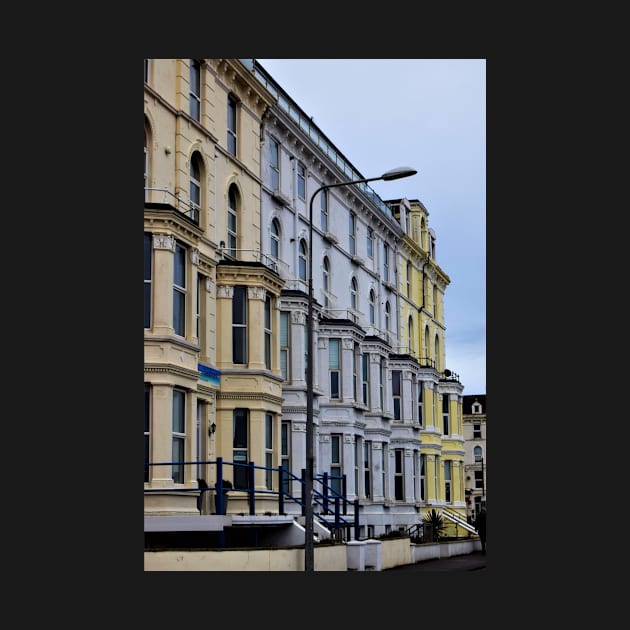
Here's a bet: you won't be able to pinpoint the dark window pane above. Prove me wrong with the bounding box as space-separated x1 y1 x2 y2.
172 438 184 483
330 372 339 398
233 328 246 364
233 409 248 448
144 435 150 482
173 291 185 336
144 233 152 280
392 371 401 395
233 287 246 324
174 245 186 287
172 390 185 433
144 283 151 329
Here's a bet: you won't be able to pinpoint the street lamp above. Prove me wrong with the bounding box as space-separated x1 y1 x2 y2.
304 166 417 571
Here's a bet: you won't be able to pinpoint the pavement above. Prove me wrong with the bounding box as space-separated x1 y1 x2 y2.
383 550 487 572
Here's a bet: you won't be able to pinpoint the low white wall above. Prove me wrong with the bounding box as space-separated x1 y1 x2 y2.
144 538 480 571
380 538 412 570
440 540 476 558
144 543 347 571
411 539 477 563
412 542 441 563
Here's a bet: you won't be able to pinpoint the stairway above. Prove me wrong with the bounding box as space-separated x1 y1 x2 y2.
441 507 477 534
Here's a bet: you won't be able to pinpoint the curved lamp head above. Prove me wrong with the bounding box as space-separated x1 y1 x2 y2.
380 166 417 181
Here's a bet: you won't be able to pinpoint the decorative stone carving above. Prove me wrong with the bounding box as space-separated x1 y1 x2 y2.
291 311 305 324
153 234 175 251
248 286 265 300
217 285 234 298
318 338 328 349
342 339 354 350
190 248 199 264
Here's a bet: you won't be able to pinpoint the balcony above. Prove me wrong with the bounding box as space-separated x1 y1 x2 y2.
144 187 199 224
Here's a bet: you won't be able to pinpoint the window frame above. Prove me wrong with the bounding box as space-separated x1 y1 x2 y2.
331 434 342 494
349 212 356 255
227 185 238 257
320 190 328 231
233 408 249 489
189 59 201 122
227 94 238 156
297 161 306 200
270 137 280 190
144 232 152 329
232 285 248 364
329 338 341 400
265 413 273 490
172 388 186 484
144 383 151 483
264 293 272 370
299 239 307 282
270 218 280 260
367 227 374 259
442 393 450 435
392 370 402 420
394 448 404 500
280 311 290 382
173 241 187 337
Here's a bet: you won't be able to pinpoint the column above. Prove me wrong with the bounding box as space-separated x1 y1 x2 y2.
150 384 174 487
247 286 266 369
151 234 175 336
215 285 233 369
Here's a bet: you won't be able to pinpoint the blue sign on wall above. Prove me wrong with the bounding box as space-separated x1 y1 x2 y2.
198 363 220 387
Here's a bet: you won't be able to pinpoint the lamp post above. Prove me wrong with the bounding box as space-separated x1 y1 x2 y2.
304 166 417 571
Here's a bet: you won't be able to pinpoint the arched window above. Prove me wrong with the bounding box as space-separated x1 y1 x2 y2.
369 289 376 325
434 334 440 372
299 239 307 282
270 218 280 260
190 152 202 223
406 261 412 297
433 285 438 318
385 301 391 331
227 185 239 257
144 117 151 200
424 326 430 365
351 277 358 311
320 190 328 231
408 315 414 353
323 256 330 309
190 59 201 121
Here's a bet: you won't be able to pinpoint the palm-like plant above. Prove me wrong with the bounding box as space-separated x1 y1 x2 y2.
422 508 446 541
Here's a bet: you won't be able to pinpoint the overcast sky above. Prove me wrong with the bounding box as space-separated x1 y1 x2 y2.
257 58 486 395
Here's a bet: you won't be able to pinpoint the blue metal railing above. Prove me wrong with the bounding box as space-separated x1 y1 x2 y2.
144 457 360 539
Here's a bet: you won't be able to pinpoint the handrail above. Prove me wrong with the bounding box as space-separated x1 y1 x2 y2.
145 457 359 539
242 59 396 222
144 187 199 223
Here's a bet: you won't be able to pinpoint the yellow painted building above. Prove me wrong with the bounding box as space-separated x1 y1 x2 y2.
390 197 466 530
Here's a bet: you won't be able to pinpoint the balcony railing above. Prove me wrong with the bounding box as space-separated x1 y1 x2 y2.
144 187 199 224
242 59 396 222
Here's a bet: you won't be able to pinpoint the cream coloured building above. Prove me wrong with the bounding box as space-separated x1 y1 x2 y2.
144 59 278 515
463 394 487 522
